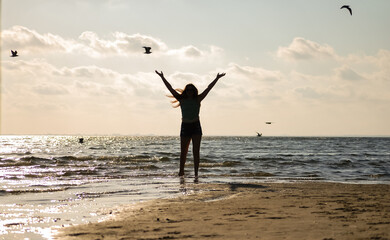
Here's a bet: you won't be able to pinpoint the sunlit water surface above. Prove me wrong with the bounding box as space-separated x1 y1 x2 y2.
1 136 389 239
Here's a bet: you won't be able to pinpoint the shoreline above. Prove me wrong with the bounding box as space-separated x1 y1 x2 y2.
56 182 390 240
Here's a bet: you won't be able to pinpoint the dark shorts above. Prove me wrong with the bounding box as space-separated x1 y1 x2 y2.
180 121 203 137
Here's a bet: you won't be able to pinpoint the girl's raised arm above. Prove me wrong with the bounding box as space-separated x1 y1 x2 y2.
155 70 181 100
198 72 226 102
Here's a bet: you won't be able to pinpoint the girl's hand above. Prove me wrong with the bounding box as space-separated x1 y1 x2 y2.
216 72 226 80
155 70 164 78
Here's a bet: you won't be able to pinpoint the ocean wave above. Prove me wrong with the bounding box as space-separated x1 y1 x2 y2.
56 155 171 163
241 172 274 177
0 186 70 196
200 161 240 168
125 165 160 170
0 156 50 167
335 159 354 166
75 189 140 200
1 136 389 196
245 157 286 162
1 155 174 169
368 174 386 179
216 171 274 178
61 169 99 176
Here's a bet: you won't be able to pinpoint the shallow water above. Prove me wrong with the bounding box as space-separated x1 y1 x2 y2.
1 136 389 239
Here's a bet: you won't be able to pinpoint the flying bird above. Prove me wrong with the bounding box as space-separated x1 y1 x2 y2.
265 122 274 125
10 50 18 57
341 5 352 15
256 132 262 137
143 46 152 54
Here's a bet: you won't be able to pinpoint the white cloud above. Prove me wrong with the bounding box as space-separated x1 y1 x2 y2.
273 38 390 105
2 58 164 104
277 37 336 60
227 63 283 82
171 72 202 84
2 30 390 135
2 25 80 53
294 87 323 99
166 45 224 60
2 59 58 81
344 49 390 70
335 66 365 81
78 31 168 57
33 84 70 95
53 65 120 81
1 25 222 59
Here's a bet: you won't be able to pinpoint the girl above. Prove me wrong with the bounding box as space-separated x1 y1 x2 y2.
155 70 226 177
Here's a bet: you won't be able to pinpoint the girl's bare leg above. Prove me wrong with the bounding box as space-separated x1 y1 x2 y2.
191 135 202 177
180 136 191 176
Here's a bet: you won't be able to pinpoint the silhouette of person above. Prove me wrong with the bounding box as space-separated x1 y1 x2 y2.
155 70 226 178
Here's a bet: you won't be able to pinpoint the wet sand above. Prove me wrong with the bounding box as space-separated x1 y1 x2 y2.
57 182 390 240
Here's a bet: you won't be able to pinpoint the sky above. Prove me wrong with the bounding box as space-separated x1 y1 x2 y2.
1 0 390 136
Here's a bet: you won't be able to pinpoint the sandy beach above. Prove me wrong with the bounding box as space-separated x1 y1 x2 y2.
57 182 390 240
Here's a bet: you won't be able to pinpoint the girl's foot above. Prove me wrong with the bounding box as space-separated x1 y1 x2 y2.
194 176 199 183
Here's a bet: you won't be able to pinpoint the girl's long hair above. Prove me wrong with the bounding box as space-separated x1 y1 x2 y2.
168 84 199 108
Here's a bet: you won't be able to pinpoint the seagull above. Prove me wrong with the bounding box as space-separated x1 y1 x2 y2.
11 50 18 57
256 132 262 137
341 5 352 15
143 46 152 54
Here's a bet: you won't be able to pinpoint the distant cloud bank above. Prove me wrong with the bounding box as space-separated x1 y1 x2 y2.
2 25 221 59
2 26 390 135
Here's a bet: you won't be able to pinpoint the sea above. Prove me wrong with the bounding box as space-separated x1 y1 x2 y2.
1 135 389 239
